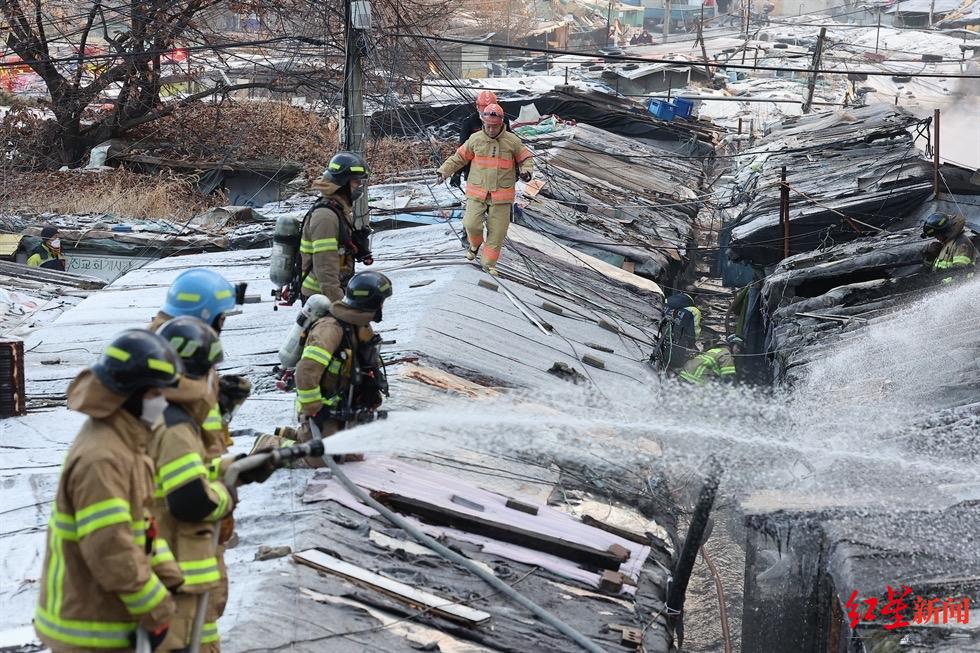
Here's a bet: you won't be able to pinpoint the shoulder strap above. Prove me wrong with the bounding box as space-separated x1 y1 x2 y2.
162 404 195 428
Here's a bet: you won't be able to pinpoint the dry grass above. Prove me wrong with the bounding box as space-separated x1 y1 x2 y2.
0 169 223 220
124 101 456 181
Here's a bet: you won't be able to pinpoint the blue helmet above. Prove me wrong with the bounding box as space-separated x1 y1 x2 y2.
162 268 236 327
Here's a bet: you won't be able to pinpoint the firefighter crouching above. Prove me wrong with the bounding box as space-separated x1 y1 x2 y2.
35 330 183 652
263 271 391 462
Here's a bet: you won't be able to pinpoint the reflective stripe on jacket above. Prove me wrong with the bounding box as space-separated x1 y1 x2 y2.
36 406 175 651
679 347 736 385
438 129 533 206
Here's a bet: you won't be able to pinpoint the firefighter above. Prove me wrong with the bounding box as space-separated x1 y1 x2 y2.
436 104 533 276
35 330 183 653
149 317 271 652
289 271 391 459
921 212 976 283
27 224 67 271
149 268 249 448
149 268 238 334
300 152 372 304
450 90 512 190
679 335 742 385
149 270 250 650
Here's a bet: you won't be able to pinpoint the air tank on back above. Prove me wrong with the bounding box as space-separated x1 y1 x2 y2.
278 294 332 369
270 214 301 288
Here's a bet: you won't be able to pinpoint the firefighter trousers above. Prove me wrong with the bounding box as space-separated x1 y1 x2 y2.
463 198 512 267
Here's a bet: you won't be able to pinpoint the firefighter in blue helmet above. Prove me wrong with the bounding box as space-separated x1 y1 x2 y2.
149 269 238 334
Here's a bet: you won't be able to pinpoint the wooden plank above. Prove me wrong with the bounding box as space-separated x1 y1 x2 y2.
293 549 492 626
581 515 651 546
371 492 627 571
0 261 106 290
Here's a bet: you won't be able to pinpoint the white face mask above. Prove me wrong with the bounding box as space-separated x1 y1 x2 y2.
141 394 169 426
48 238 61 250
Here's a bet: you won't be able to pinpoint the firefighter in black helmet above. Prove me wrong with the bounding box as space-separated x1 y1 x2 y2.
300 152 374 305
273 271 393 463
921 212 976 283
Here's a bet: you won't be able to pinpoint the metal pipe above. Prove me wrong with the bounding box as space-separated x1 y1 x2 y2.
316 425 608 653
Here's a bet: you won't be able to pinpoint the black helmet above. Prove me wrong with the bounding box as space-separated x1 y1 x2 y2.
325 152 370 187
921 212 951 239
666 292 695 310
92 330 183 395
157 316 224 379
341 271 392 311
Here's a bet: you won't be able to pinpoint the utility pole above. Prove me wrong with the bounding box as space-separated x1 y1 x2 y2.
342 0 371 227
606 0 613 47
780 167 790 260
663 0 671 41
697 5 711 79
802 27 826 114
933 108 941 197
929 0 935 26
875 12 881 53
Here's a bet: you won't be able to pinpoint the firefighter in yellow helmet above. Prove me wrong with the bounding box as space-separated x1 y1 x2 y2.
436 103 533 276
35 330 183 652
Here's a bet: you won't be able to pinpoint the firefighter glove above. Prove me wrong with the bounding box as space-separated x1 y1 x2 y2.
450 173 462 188
238 447 278 485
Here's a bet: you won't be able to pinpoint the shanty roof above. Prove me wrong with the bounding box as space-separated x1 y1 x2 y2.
371 87 721 150
727 105 933 266
1 224 677 652
515 122 703 282
886 0 962 13
939 0 980 25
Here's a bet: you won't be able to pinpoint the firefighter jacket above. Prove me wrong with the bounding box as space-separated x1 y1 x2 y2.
456 113 511 181
300 181 355 302
438 129 533 205
149 377 232 592
295 302 379 417
924 214 976 279
36 370 177 652
27 242 67 271
679 347 737 385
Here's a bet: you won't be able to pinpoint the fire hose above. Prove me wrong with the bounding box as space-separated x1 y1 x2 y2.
310 422 608 653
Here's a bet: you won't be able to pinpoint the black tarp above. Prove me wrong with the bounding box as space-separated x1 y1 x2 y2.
370 88 717 157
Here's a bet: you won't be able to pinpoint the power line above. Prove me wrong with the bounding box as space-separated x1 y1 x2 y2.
401 33 980 79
